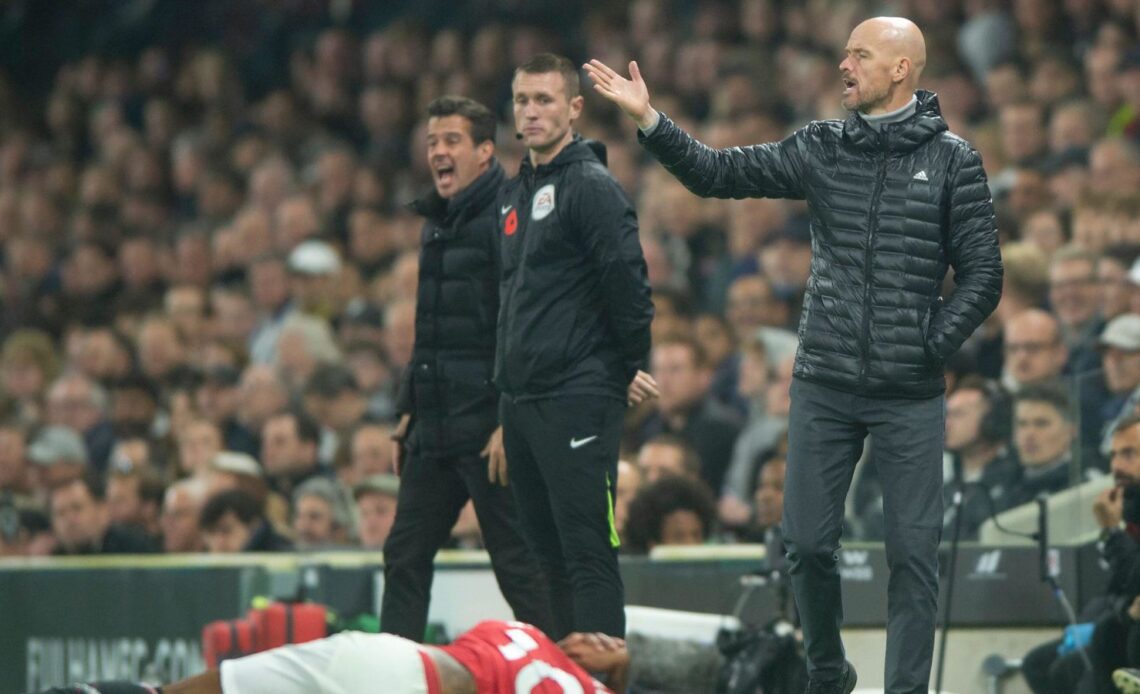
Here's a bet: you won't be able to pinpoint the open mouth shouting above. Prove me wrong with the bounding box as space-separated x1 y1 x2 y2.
842 75 858 96
433 160 457 190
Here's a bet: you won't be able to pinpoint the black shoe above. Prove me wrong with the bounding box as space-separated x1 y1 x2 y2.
806 661 857 694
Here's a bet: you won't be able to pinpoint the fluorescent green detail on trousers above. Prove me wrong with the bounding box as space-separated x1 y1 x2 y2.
606 471 620 549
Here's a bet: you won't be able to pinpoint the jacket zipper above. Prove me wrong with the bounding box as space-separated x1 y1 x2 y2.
501 168 534 394
430 220 446 452
859 155 889 386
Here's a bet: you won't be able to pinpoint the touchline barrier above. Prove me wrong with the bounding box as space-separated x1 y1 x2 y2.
1 544 1108 693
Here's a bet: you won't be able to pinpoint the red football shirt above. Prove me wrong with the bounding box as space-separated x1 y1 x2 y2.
438 621 615 694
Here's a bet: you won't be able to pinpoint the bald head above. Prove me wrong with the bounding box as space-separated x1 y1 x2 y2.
841 17 927 114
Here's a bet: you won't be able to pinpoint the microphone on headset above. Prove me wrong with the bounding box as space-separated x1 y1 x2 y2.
516 132 524 140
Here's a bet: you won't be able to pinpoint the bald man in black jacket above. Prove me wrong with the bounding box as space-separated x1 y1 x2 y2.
588 16 1002 694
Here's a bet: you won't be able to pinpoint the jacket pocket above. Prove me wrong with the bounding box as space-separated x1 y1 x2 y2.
920 297 944 366
445 361 497 418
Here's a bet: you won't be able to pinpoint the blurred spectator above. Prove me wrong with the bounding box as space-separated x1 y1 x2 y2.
998 384 1093 511
260 408 329 498
1087 137 1140 197
1098 314 1140 455
136 316 190 389
0 421 31 499
339 298 385 351
614 459 643 545
1019 210 1068 261
159 476 209 553
740 452 786 546
999 100 1048 168
624 476 718 555
275 313 341 392
724 274 797 360
0 329 59 423
236 364 289 439
45 371 115 472
632 335 741 492
107 374 162 441
943 377 1019 539
344 420 394 486
205 451 290 536
303 363 367 466
105 461 165 543
175 417 223 477
723 276 768 337
291 476 353 549
757 221 812 322
50 473 157 554
287 239 343 320
26 425 88 501
248 253 294 365
344 340 396 420
353 474 399 550
1002 309 1069 391
199 488 292 553
1049 246 1106 375
694 313 742 413
164 284 208 345
636 434 703 485
0 505 54 557
195 365 258 457
721 336 790 527
1100 249 1139 321
1048 100 1101 155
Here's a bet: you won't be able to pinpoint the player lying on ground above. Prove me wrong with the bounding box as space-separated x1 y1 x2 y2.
41 620 630 694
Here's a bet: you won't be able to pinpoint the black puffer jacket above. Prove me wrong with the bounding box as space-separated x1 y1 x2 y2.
640 91 1002 398
401 161 504 458
495 137 653 401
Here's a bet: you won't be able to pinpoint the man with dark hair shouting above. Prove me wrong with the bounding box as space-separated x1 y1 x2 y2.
497 53 656 639
587 16 1003 694
385 95 552 640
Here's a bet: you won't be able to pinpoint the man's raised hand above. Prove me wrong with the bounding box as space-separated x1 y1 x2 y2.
583 59 658 130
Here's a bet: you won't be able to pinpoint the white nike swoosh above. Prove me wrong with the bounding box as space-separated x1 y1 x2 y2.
501 205 512 214
569 436 598 449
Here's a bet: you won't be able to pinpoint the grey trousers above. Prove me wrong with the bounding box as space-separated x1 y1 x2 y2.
783 377 944 694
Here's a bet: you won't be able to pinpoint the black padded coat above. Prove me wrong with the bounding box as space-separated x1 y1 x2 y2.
640 91 1002 398
400 161 504 458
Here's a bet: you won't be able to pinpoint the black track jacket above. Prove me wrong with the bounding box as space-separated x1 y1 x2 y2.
495 136 653 402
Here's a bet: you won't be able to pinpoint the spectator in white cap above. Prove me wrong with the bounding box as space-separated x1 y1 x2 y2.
1099 313 1140 455
26 425 89 502
287 239 342 319
205 450 290 534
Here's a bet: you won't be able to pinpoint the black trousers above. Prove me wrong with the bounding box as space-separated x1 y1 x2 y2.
784 378 944 693
1090 614 1134 694
381 451 553 641
501 394 625 638
1022 637 1090 694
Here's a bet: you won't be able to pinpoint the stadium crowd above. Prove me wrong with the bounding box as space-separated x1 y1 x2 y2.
0 0 1136 577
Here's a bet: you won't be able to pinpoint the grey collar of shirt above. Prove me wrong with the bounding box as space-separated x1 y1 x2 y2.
858 95 918 131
